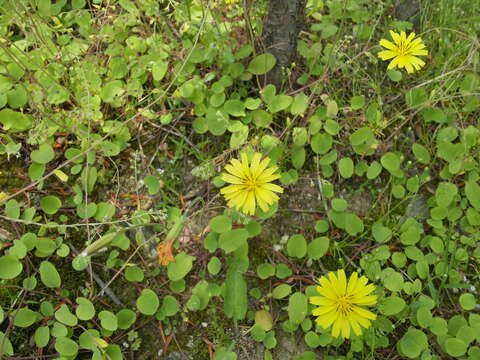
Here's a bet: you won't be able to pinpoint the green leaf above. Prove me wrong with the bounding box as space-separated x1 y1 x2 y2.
76 297 95 320
307 237 329 259
288 292 308 325
290 93 309 115
350 95 365 110
55 304 78 326
14 308 37 327
98 310 118 331
39 261 61 288
208 257 222 275
381 152 400 172
382 269 404 292
267 95 293 113
218 229 248 253
0 109 32 132
248 53 276 75
379 296 406 315
167 252 194 281
272 284 291 299
397 328 428 358
117 309 136 329
444 338 467 357
40 195 62 215
5 199 20 219
256 263 275 279
55 336 79 357
76 203 97 219
412 143 431 164
161 296 179 317
465 181 480 210
255 310 273 331
152 61 168 81
0 255 23 279
34 326 50 348
338 158 354 178
387 69 402 82
287 234 307 258
31 143 55 164
136 289 159 315
224 258 247 320
459 293 476 310
224 100 245 117
214 347 238 360
311 133 332 154
210 215 232 233
372 223 392 243
345 214 364 235
125 266 144 282
291 147 306 169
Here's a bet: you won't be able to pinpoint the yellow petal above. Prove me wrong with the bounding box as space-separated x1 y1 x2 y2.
310 296 336 306
244 191 256 215
379 39 397 50
389 30 402 45
312 304 336 316
387 56 400 70
252 157 271 178
260 183 283 193
221 173 244 185
352 295 377 306
337 269 347 296
256 188 279 205
221 184 246 195
346 272 358 294
352 306 377 320
249 153 262 175
256 165 279 182
225 163 245 179
316 310 339 330
378 50 397 60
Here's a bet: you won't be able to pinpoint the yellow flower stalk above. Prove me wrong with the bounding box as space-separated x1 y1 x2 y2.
220 152 283 216
378 30 428 73
310 270 377 339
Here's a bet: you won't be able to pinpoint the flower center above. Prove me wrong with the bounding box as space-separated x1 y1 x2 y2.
397 40 411 56
245 178 258 191
336 295 354 314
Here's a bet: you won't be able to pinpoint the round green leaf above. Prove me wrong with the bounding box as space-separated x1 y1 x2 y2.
98 310 118 331
272 284 291 299
307 237 330 260
55 304 78 326
39 261 61 288
398 328 428 358
55 336 78 357
31 143 55 164
167 252 194 281
125 266 144 282
209 215 232 233
75 297 95 320
338 158 354 178
0 255 22 279
40 196 62 215
14 308 37 327
288 292 308 325
256 263 275 279
379 296 406 316
445 338 467 357
161 295 179 317
287 234 307 258
207 257 222 275
218 229 248 253
459 293 476 310
136 289 159 315
35 326 50 348
248 53 276 75
117 309 136 329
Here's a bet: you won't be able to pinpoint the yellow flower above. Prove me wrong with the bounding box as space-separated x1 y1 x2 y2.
378 30 428 73
310 270 377 339
220 152 283 216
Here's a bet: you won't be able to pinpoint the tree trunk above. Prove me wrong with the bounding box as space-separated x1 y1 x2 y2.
263 0 306 89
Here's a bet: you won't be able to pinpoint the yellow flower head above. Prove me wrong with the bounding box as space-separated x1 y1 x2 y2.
378 30 428 73
310 270 377 339
220 152 283 216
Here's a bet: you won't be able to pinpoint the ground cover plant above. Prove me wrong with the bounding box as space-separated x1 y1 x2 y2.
0 0 479 359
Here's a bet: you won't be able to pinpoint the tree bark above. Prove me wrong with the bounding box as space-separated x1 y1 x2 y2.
263 0 306 89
